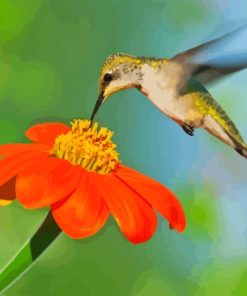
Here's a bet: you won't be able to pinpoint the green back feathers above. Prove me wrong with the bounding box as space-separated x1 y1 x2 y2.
186 78 209 94
188 79 246 148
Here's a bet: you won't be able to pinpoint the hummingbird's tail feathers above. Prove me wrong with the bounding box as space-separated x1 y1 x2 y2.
235 147 247 159
203 114 247 159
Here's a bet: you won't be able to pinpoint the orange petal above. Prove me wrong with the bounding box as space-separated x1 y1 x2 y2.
52 171 109 239
0 151 49 187
93 173 157 244
115 165 186 232
0 177 16 206
0 152 48 205
0 143 50 157
25 122 70 145
16 158 82 209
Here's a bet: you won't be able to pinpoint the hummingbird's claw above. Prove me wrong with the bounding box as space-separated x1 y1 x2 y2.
182 123 195 136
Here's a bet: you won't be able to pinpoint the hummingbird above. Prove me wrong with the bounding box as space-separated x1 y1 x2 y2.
90 26 247 158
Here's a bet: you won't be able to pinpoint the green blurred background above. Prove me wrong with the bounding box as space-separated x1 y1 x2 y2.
1 0 247 295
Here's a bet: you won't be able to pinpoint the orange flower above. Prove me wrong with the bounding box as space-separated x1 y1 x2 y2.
0 120 186 243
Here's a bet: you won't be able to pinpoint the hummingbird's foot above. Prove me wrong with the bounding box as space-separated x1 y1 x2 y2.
182 123 195 136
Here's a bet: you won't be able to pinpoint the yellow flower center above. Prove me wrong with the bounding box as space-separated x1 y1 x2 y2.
52 119 120 174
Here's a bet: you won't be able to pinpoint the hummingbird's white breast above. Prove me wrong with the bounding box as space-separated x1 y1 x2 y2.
139 63 187 123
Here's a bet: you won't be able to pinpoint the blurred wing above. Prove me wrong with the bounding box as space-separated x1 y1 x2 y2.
171 24 247 90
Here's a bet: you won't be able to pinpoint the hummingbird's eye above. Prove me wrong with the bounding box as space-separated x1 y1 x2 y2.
103 73 112 82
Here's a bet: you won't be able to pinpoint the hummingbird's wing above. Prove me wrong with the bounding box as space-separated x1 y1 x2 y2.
171 24 247 89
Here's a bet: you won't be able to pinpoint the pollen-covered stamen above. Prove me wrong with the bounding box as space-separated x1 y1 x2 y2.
52 119 119 174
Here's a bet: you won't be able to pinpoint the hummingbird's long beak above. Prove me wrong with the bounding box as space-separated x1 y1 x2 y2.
90 92 104 125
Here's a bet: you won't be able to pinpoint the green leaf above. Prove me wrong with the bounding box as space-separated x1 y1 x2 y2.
0 212 61 292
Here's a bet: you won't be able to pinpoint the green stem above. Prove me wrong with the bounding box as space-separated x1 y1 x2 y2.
0 211 61 292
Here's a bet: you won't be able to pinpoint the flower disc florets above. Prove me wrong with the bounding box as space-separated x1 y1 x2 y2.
53 120 119 174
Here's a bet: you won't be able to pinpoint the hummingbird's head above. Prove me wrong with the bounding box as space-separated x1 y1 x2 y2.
90 53 144 122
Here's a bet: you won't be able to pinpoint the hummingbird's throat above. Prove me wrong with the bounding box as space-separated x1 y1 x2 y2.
52 119 119 174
